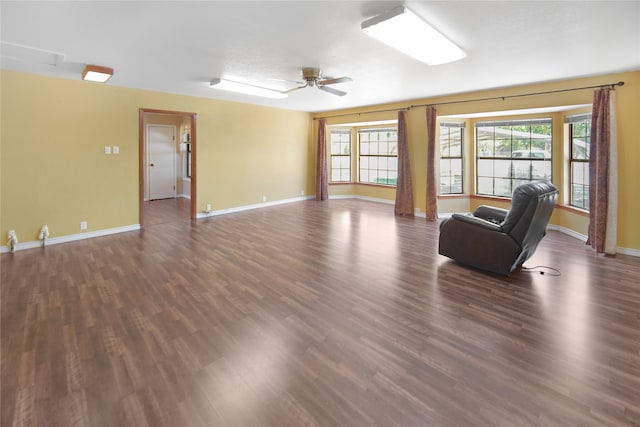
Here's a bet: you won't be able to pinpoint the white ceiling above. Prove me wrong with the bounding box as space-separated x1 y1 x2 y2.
1 1 639 113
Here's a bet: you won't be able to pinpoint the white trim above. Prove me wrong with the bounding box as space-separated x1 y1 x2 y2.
430 211 451 220
329 194 395 205
197 195 314 219
616 247 640 257
546 224 640 257
547 224 588 242
180 177 191 199
329 198 640 257
6 202 637 258
414 210 427 219
0 224 141 253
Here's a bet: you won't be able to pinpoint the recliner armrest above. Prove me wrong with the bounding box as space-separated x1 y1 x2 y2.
451 213 504 232
473 205 509 224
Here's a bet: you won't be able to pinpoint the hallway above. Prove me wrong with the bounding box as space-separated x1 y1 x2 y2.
143 198 190 226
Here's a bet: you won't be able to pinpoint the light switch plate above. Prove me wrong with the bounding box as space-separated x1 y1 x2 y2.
104 146 111 154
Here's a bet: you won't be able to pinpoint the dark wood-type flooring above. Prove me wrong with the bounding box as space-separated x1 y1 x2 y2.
143 197 191 226
2 199 640 426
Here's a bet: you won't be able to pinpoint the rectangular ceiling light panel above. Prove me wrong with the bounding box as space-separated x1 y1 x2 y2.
210 78 287 99
82 65 113 83
361 6 465 66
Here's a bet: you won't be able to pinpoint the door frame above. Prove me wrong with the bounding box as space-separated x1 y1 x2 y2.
139 108 197 226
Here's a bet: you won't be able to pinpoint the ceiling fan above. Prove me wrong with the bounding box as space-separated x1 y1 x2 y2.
283 67 352 96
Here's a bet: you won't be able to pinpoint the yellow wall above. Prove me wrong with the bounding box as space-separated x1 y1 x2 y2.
1 70 312 242
315 71 640 251
2 69 638 251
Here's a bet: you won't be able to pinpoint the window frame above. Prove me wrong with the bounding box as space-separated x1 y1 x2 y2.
475 118 553 198
329 128 352 183
567 113 591 210
357 127 398 187
439 122 464 195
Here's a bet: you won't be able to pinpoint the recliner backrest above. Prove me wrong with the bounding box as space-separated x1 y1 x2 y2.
501 181 559 244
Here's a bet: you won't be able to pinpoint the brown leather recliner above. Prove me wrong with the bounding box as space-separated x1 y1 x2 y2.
438 181 559 275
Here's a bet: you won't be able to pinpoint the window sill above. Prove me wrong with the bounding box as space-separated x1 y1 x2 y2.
438 194 468 199
557 204 589 217
466 196 589 217
329 182 396 189
470 194 512 203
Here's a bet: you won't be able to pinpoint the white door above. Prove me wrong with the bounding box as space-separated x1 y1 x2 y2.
148 125 176 200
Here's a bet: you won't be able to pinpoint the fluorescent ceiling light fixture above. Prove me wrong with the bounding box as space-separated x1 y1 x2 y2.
210 78 287 99
361 6 466 65
82 64 113 83
440 104 592 119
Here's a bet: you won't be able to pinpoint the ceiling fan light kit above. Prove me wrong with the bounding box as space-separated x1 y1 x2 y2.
209 78 288 99
206 5 462 100
361 5 466 66
284 67 352 97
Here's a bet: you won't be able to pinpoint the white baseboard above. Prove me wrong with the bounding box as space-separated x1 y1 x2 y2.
197 195 315 219
178 194 191 200
616 246 640 257
546 224 587 242
190 199 636 260
4 200 638 258
0 224 141 253
329 194 395 205
419 210 451 220
546 225 640 257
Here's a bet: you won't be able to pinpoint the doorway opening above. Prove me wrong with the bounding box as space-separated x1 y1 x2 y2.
139 108 197 227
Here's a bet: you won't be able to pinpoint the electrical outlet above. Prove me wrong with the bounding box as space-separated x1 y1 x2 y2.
112 146 119 154
301 190 305 196
262 196 267 202
205 204 212 212
80 221 87 230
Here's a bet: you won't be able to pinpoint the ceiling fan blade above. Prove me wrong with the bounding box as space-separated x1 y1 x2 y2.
318 76 352 85
318 85 347 96
283 83 308 94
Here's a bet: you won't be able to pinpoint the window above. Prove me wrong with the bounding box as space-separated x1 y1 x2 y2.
476 119 552 197
439 123 464 194
330 129 351 182
358 128 398 186
567 113 591 210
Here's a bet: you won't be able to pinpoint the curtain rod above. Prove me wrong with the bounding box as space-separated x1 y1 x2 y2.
412 81 624 109
314 81 624 120
315 107 408 121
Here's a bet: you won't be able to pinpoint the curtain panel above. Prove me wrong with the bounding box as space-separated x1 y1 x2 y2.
394 110 414 216
316 119 329 201
425 106 438 221
587 89 618 254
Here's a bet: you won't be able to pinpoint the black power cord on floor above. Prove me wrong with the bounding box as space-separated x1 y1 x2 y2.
521 265 562 276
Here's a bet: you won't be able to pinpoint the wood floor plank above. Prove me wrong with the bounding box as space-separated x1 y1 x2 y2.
2 199 640 426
